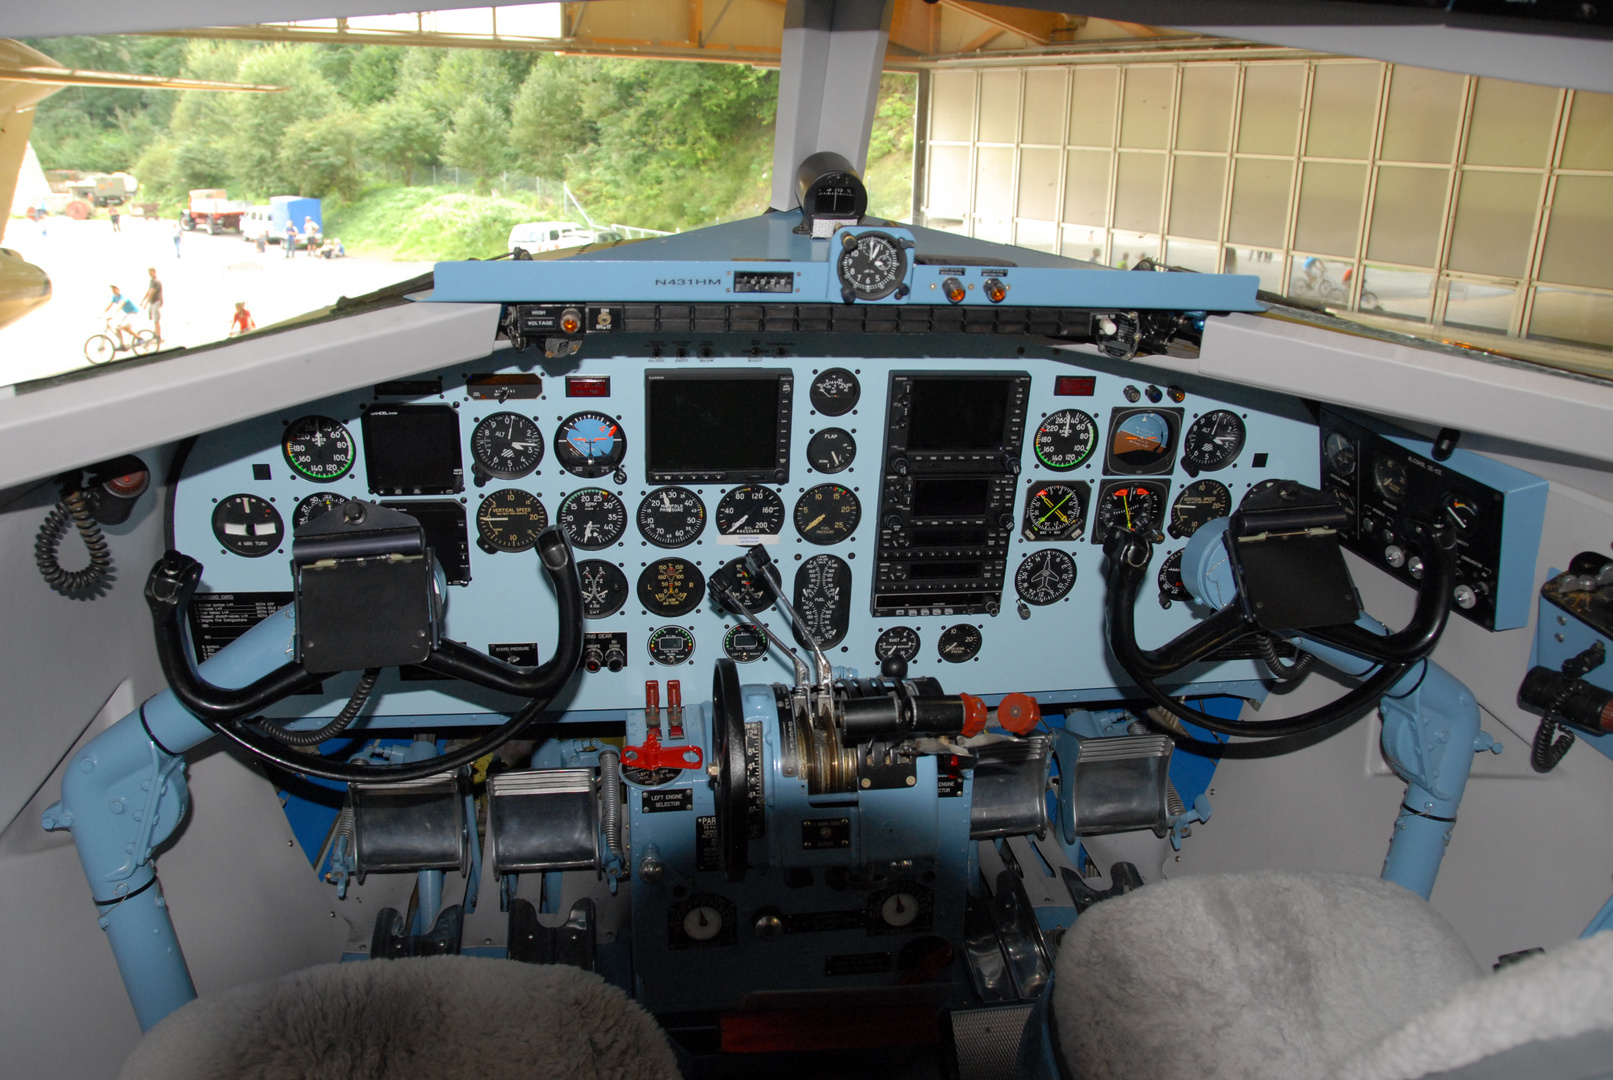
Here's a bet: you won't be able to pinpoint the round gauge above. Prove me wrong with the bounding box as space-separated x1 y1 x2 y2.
476 489 548 553
794 484 860 545
1241 478 1284 508
837 232 907 302
1324 431 1357 477
713 556 773 614
647 625 696 667
806 428 856 473
1332 490 1357 519
1015 549 1076 606
1110 411 1175 471
212 494 284 557
1096 484 1164 540
637 486 706 548
282 415 354 483
1033 410 1098 471
1023 483 1087 541
682 903 724 941
1374 457 1409 502
715 486 784 536
471 412 544 480
554 412 627 478
875 626 921 665
1158 549 1190 606
937 624 983 663
1181 411 1246 472
578 560 629 619
794 554 852 649
293 492 349 530
1443 493 1480 533
880 892 921 928
809 369 861 416
556 488 627 550
723 624 769 664
1169 479 1233 539
638 557 706 617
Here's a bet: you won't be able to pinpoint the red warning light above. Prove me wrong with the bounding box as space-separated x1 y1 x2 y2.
1054 375 1096 396
566 376 611 397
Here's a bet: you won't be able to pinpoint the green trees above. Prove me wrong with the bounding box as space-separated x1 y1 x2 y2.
363 99 441 186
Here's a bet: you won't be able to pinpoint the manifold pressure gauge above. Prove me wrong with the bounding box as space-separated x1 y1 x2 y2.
282 415 354 482
638 486 706 548
836 231 909 303
476 488 548 553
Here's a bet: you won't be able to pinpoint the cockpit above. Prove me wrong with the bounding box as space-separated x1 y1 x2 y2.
3 2 1613 1078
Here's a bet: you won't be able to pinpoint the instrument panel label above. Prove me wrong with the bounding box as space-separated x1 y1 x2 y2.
825 951 892 977
801 817 852 850
784 909 866 934
695 814 721 871
642 788 693 813
187 592 293 661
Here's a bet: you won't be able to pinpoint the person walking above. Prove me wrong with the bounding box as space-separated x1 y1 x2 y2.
170 218 182 259
283 220 298 258
141 268 163 344
109 207 121 233
227 302 255 337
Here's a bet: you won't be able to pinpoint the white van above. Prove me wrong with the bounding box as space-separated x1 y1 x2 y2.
508 220 589 256
240 206 274 242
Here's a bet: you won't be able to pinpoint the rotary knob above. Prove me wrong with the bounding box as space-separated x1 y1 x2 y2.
1384 544 1406 569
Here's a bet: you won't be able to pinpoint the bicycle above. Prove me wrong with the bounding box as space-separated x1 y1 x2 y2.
84 317 159 364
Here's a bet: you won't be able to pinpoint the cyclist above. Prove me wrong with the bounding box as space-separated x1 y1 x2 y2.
104 285 139 341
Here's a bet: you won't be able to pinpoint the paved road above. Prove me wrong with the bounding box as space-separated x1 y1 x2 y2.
0 214 434 387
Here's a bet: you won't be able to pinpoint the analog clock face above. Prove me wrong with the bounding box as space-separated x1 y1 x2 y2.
836 233 906 301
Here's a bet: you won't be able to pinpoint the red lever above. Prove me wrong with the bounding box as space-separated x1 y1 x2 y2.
667 679 684 737
622 727 704 771
645 680 661 727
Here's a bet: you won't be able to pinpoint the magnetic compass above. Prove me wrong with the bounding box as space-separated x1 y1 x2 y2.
282 415 354 482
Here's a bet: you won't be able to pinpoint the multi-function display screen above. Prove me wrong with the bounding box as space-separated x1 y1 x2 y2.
645 372 791 480
912 477 992 517
362 405 463 495
907 378 1013 452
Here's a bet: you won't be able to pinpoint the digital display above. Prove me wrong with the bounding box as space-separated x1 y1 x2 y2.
646 372 791 480
907 378 1012 452
362 405 463 495
733 272 795 294
380 500 471 586
912 477 991 517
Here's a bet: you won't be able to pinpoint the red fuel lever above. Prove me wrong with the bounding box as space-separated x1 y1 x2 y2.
622 727 704 771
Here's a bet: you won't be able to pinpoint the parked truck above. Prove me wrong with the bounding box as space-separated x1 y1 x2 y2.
269 196 322 246
183 189 251 234
62 172 138 207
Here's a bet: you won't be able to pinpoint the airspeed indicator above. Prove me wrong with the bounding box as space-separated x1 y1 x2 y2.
1033 410 1097 471
282 415 354 482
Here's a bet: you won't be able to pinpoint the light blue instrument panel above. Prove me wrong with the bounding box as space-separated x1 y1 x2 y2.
174 331 1320 726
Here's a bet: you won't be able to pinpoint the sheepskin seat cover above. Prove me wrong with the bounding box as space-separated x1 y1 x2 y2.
118 955 681 1080
1051 871 1482 1080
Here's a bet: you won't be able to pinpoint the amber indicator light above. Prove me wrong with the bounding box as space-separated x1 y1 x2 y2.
942 277 966 304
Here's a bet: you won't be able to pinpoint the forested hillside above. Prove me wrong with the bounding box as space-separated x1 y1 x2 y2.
23 36 915 256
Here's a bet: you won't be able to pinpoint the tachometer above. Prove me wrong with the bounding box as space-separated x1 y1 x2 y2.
282 415 354 482
1033 410 1098 471
637 486 706 548
1014 549 1076 606
1022 482 1089 541
1181 410 1246 473
556 488 627 550
475 488 548 553
293 492 350 529
647 625 696 666
1168 479 1232 539
794 484 860 544
471 412 544 480
793 554 852 649
212 494 283 557
638 557 706 617
578 559 629 619
715 486 784 537
554 411 627 478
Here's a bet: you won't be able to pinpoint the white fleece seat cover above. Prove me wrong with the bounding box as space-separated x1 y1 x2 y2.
118 955 681 1080
1051 871 1483 1080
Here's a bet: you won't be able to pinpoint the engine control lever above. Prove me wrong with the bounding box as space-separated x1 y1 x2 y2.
744 545 832 695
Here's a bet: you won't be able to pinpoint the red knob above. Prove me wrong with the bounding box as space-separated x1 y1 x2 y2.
997 692 1041 735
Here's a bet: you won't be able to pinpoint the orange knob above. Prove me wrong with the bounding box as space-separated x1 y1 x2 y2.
997 692 1041 735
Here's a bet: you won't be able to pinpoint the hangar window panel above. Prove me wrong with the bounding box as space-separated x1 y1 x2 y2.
1062 149 1111 227
1112 230 1161 267
1539 176 1613 290
974 146 1016 242
1168 155 1226 241
1238 64 1305 155
1165 239 1220 273
1017 146 1061 221
1016 220 1058 253
1380 67 1465 164
1113 152 1166 234
1305 63 1382 160
1119 66 1174 149
1294 162 1367 257
1530 287 1613 349
1022 68 1066 144
1228 158 1293 249
1366 165 1448 267
1560 91 1613 171
1465 79 1559 168
1061 224 1107 262
1444 280 1517 333
978 70 1021 143
1447 170 1542 279
1225 247 1286 293
1360 266 1435 321
1068 66 1119 147
1176 65 1236 152
931 70 977 143
926 145 973 221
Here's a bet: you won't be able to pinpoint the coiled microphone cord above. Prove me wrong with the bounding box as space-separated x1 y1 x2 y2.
35 488 113 596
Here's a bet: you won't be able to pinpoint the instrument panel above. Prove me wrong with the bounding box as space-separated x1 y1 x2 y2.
173 335 1319 723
